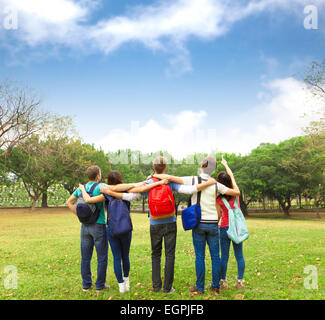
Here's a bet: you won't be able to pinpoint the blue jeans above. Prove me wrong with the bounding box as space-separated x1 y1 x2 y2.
219 226 245 280
107 225 132 283
80 223 108 290
192 223 221 292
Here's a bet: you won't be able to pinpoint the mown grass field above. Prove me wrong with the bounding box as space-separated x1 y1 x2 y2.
0 208 323 300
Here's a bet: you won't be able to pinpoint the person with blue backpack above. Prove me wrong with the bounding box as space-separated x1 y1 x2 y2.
79 170 169 293
216 157 248 291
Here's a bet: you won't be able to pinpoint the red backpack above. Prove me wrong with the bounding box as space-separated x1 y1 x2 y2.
148 177 175 220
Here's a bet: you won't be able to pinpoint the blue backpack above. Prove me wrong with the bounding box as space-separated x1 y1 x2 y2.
221 197 249 244
105 195 133 238
181 176 202 231
76 183 100 225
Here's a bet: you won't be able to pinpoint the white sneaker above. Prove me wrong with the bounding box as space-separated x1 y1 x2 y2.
119 282 126 293
123 277 130 292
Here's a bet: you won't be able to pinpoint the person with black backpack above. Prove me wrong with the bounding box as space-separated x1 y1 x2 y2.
78 170 169 294
66 165 109 293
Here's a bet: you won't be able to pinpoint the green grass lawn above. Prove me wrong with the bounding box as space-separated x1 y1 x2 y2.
0 208 323 300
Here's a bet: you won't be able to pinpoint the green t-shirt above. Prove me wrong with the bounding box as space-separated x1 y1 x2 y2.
73 182 107 225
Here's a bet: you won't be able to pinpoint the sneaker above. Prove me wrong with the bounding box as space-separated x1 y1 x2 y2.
123 277 130 292
96 284 110 292
234 279 245 290
82 285 93 292
153 287 162 293
164 287 175 294
219 279 228 290
118 282 126 293
209 286 220 294
189 286 204 294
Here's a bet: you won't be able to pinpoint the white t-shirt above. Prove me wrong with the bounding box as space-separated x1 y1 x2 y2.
181 173 229 223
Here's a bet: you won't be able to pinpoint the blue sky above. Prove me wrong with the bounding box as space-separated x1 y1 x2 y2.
0 0 324 158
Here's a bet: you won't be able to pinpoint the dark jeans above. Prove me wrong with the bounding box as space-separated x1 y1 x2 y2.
150 222 177 292
107 225 132 283
80 223 108 290
219 226 245 280
192 223 221 292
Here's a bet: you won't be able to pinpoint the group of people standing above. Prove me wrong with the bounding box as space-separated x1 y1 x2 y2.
66 156 246 295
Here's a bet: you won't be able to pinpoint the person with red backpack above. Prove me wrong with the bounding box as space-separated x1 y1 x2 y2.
145 156 217 294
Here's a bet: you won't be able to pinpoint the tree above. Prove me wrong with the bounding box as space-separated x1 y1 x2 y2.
281 135 325 218
303 60 325 158
243 142 301 216
4 135 66 209
0 80 47 157
61 141 110 195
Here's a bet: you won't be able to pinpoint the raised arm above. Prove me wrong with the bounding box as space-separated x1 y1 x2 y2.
221 157 240 196
79 185 105 204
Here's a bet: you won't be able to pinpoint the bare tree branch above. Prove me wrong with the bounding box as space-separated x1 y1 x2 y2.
0 80 48 157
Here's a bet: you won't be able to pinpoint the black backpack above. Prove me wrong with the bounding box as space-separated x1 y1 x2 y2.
76 183 100 225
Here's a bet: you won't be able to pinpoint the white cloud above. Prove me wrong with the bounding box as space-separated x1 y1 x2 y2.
97 77 323 158
216 77 324 154
0 0 95 45
1 0 324 72
97 110 216 159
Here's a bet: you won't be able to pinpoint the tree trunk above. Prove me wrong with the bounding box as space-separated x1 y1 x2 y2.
41 192 48 208
239 193 249 217
315 197 321 219
279 199 291 217
316 207 321 219
283 207 290 217
299 194 302 209
31 199 37 211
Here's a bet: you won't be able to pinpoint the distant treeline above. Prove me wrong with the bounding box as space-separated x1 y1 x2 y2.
1 134 324 216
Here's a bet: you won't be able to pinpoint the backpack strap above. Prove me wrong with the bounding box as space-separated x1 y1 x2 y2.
197 176 202 207
234 196 239 209
188 176 195 207
88 183 99 196
78 184 88 198
221 197 232 211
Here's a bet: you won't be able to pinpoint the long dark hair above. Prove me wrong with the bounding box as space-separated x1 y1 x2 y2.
107 170 123 185
217 171 234 201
